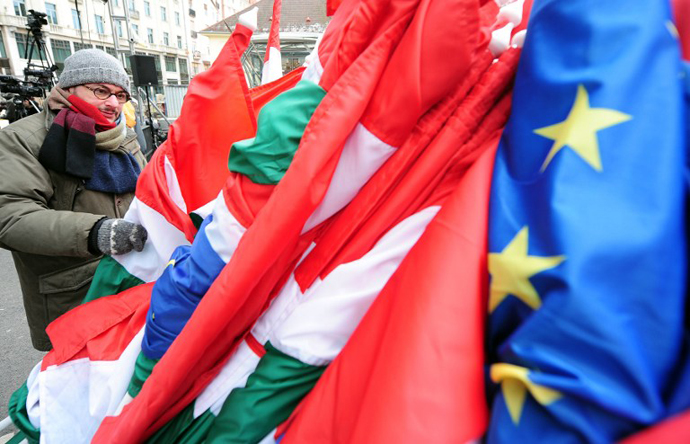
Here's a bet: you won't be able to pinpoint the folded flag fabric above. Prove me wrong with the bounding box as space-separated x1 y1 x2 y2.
83 25 258 303
7 20 299 444
485 0 690 442
91 0 500 442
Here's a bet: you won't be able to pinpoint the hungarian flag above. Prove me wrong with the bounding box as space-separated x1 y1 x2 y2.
133 38 521 443
261 0 283 84
83 25 258 302
485 0 690 442
6 18 301 444
275 97 506 444
7 0 527 442
92 0 490 442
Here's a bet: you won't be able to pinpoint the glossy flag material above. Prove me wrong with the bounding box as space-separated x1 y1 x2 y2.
84 26 258 301
280 138 500 444
92 0 483 441
486 0 690 442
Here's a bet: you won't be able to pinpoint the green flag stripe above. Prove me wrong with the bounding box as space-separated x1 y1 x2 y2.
128 352 159 398
145 404 215 444
142 342 325 444
228 80 327 185
205 341 326 444
8 382 39 444
83 255 145 304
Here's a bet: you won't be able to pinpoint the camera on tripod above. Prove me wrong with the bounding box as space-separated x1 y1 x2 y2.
26 10 48 36
24 66 56 81
0 75 44 97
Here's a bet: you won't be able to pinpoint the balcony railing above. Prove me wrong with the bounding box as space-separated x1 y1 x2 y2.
0 14 28 28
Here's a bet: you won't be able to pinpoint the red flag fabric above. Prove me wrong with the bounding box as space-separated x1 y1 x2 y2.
91 0 483 441
619 411 690 444
281 140 499 443
261 0 283 83
265 0 282 62
672 0 690 60
326 0 344 16
164 35 257 214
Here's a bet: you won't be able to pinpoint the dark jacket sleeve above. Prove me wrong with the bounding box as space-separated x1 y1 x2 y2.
0 124 103 257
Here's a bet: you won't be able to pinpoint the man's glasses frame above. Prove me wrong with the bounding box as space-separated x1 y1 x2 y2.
82 85 130 104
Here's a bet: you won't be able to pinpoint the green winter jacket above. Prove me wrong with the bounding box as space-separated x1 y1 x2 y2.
0 105 146 351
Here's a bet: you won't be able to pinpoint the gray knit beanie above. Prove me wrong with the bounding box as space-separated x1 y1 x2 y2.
58 49 130 95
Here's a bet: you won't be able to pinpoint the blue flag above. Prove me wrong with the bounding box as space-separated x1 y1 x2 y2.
487 0 690 442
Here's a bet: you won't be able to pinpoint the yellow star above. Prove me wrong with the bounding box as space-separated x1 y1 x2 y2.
488 227 565 312
534 84 632 172
491 363 562 425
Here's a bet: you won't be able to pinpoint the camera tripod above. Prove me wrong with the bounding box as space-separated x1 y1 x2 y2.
23 10 57 88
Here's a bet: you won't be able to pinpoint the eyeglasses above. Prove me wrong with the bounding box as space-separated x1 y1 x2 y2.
82 85 130 103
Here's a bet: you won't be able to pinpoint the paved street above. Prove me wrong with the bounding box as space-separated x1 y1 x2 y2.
0 249 45 426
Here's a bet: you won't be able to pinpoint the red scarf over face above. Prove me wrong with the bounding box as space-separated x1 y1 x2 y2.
68 94 118 132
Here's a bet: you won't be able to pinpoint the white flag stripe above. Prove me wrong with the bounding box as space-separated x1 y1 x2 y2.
193 341 262 417
273 206 440 365
261 47 283 85
302 122 397 232
204 191 248 263
191 206 440 417
119 197 190 282
37 328 145 444
164 155 188 213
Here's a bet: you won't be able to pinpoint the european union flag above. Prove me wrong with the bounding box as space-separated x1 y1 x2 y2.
487 0 690 442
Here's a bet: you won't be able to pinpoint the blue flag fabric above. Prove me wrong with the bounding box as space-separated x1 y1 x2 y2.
487 0 690 442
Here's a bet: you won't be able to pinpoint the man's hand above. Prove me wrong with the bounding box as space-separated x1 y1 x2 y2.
93 218 148 256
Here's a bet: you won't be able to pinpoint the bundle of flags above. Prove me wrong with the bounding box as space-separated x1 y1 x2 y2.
7 0 690 442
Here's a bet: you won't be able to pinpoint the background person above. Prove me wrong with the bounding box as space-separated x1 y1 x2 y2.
0 49 148 351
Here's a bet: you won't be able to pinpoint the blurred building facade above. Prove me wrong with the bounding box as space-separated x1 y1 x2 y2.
0 0 252 87
200 0 328 87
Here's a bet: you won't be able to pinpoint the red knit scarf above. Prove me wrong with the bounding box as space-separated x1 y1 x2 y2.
67 94 118 132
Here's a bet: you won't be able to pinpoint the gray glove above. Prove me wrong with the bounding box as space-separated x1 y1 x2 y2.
92 218 148 256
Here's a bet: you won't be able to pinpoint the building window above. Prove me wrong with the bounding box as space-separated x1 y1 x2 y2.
160 6 167 21
176 36 182 49
165 55 176 72
114 0 119 7
132 24 138 36
163 32 169 46
72 9 81 29
167 78 178 85
128 0 135 11
13 0 26 16
104 47 117 57
153 54 162 83
179 58 188 84
95 15 104 34
45 3 57 24
14 32 27 58
144 1 150 16
175 11 180 26
50 39 72 64
74 42 92 52
115 20 123 38
0 33 7 59
147 28 154 44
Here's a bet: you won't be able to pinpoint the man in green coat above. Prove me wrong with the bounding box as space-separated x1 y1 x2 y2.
0 49 149 351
